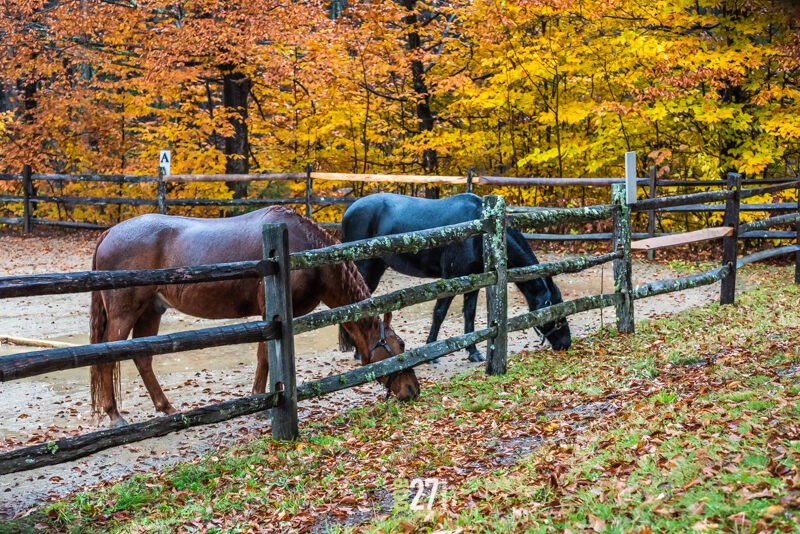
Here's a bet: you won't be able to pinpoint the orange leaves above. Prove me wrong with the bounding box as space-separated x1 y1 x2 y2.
1 0 800 193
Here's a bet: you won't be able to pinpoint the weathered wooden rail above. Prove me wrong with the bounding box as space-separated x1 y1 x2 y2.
2 165 799 246
1 173 799 475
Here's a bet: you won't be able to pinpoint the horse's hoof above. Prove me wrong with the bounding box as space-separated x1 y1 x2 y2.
353 351 361 361
468 353 485 363
110 417 128 428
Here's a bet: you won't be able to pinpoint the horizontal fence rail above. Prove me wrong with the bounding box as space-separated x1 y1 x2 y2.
739 213 800 235
0 391 282 474
289 220 486 270
475 176 643 187
633 265 732 300
0 320 281 382
737 245 800 268
508 205 619 230
295 273 497 334
298 328 495 401
0 261 277 299
630 190 734 212
3 168 799 244
657 202 797 212
507 252 622 283
739 180 800 200
507 293 622 333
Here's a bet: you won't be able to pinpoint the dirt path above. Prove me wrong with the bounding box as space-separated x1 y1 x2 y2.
0 230 731 519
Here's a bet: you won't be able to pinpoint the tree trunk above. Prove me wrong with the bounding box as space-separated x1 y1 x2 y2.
400 0 439 196
222 70 251 199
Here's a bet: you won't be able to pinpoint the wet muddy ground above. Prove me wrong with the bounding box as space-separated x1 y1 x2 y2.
0 230 727 519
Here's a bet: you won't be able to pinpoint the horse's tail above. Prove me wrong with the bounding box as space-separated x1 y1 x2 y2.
89 231 120 418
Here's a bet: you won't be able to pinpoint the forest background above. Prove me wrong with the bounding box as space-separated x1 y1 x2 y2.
1 0 799 225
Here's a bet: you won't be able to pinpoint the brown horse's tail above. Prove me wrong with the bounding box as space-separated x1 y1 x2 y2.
89 231 120 418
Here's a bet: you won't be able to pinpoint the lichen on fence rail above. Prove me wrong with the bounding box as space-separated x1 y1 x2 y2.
738 213 800 235
632 264 731 300
289 219 485 270
507 293 622 333
507 205 618 231
294 272 497 334
507 252 622 283
297 328 495 401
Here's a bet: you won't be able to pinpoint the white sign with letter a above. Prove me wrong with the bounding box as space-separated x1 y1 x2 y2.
159 150 171 177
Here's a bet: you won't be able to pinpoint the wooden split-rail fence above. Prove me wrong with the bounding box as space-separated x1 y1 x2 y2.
2 162 800 248
0 178 799 475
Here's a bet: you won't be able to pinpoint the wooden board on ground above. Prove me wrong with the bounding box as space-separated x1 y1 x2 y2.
0 335 77 349
631 227 734 251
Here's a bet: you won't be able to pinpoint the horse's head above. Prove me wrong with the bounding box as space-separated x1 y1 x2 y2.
529 277 572 351
365 313 420 401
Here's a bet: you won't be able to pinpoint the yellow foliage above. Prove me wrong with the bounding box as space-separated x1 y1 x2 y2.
0 0 798 232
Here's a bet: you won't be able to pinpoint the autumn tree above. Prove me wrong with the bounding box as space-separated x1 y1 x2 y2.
1 0 799 214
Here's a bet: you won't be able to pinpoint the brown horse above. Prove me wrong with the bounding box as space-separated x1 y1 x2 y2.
90 206 419 427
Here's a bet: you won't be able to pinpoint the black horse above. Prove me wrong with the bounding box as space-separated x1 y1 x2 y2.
341 193 572 362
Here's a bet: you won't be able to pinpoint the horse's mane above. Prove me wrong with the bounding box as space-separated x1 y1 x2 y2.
266 207 377 353
265 206 373 305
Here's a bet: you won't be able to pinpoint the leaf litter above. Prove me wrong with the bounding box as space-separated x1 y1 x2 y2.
4 230 792 532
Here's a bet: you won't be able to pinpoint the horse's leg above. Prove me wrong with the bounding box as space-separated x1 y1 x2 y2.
132 355 176 415
97 313 137 427
462 290 484 362
252 341 268 394
131 308 176 416
94 362 127 428
427 295 455 364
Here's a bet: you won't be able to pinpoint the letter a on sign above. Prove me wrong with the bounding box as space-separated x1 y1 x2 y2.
159 150 171 177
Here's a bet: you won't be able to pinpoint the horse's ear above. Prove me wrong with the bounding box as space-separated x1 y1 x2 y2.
383 312 392 328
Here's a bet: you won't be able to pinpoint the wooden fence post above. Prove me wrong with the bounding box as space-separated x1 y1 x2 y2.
22 165 32 233
795 183 800 285
466 167 474 194
720 172 741 304
305 163 313 220
647 165 657 261
482 195 508 375
262 224 299 440
157 168 167 215
612 183 634 334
